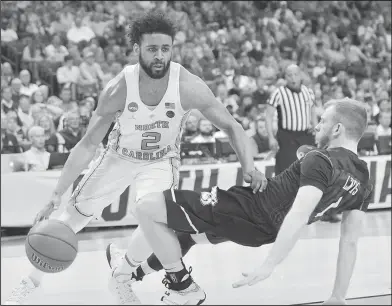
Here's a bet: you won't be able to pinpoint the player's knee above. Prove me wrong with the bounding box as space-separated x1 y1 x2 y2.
133 192 167 222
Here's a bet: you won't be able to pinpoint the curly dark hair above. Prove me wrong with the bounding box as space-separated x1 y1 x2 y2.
127 10 177 47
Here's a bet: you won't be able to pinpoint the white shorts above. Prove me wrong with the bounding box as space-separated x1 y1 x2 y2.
69 147 180 218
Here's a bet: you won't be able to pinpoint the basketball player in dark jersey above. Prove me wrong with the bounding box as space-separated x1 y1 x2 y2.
107 98 373 305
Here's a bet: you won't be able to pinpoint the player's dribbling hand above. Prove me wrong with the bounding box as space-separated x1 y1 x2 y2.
232 265 273 288
322 297 347 305
243 168 268 193
33 193 61 225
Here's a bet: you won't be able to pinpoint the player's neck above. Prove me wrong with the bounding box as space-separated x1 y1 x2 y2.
139 65 170 84
327 139 358 155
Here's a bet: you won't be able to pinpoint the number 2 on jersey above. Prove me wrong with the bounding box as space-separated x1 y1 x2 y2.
141 132 161 150
315 196 342 218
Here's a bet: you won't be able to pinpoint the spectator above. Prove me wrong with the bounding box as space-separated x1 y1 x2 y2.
1 127 20 154
24 126 50 171
191 119 216 143
376 111 391 138
21 35 44 64
182 114 199 143
17 95 34 130
1 62 15 86
30 89 46 105
1 19 18 42
10 78 22 105
250 119 271 157
58 87 78 114
56 55 80 99
1 86 18 114
67 16 95 44
79 51 104 95
19 70 39 97
57 111 83 151
44 34 69 63
5 111 29 150
36 114 61 153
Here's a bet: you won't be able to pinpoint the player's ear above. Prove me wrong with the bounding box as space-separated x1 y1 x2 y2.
333 123 343 135
133 43 140 55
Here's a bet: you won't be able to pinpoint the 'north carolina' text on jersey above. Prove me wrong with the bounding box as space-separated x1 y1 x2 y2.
110 62 190 162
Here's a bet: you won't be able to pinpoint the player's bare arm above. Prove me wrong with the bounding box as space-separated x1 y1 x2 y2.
34 73 126 223
233 185 323 288
179 68 267 193
324 209 365 305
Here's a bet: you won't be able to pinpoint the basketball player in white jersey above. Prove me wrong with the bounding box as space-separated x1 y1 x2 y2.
5 10 267 305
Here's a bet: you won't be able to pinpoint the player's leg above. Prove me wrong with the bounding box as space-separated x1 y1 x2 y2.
5 149 136 305
108 158 182 272
133 191 208 305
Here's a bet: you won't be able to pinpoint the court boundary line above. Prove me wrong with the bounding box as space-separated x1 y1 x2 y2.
292 293 391 305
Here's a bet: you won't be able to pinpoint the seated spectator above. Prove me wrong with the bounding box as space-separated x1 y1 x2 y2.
39 85 49 101
250 118 272 157
182 114 199 142
10 78 22 105
79 51 104 95
78 104 93 136
57 55 80 100
24 126 50 171
1 127 20 154
36 114 61 153
44 34 69 63
376 111 391 138
67 17 95 44
1 62 15 86
83 37 105 64
89 11 113 37
1 86 18 114
1 19 18 42
30 89 46 105
191 119 216 143
57 111 83 151
58 87 78 113
19 70 39 97
22 35 44 63
242 104 260 137
17 95 34 130
5 111 29 150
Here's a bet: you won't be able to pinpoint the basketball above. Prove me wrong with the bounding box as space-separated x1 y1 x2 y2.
25 220 78 273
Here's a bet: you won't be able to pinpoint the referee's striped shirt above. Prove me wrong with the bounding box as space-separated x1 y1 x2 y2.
267 84 315 131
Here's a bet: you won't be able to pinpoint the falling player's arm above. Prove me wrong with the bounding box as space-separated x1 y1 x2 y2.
180 71 256 176
328 190 371 302
261 152 333 272
52 72 126 198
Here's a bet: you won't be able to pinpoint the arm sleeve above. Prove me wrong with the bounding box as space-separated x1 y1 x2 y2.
300 151 333 192
267 88 280 108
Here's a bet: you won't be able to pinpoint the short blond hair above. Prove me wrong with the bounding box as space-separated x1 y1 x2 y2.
324 98 368 141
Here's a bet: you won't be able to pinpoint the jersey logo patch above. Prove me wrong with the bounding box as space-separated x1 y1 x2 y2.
166 110 175 118
200 186 218 206
165 102 175 109
128 102 138 112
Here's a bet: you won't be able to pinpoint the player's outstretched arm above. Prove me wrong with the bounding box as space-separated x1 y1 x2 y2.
33 72 126 224
233 185 323 288
180 72 267 193
324 209 365 305
53 73 126 197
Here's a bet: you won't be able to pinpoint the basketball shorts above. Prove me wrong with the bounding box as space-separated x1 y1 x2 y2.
164 186 278 247
70 147 180 218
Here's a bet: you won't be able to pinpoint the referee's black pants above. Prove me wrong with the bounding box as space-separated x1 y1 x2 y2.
275 129 315 175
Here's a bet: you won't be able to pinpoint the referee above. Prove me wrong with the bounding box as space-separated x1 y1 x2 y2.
265 64 317 175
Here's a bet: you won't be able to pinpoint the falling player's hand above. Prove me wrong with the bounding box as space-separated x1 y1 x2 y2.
33 193 61 225
232 265 273 288
244 168 268 194
322 297 347 305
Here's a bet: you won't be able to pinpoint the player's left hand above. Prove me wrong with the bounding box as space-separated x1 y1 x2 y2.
243 168 268 193
232 265 273 288
322 297 347 305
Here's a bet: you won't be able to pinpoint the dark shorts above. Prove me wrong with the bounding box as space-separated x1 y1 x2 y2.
164 186 278 247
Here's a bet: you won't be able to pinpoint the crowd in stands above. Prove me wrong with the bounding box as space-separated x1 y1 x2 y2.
1 1 391 170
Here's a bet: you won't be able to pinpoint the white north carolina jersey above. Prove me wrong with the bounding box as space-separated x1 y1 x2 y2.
110 62 190 163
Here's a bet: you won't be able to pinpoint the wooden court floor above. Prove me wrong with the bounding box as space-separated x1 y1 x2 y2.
1 210 391 305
